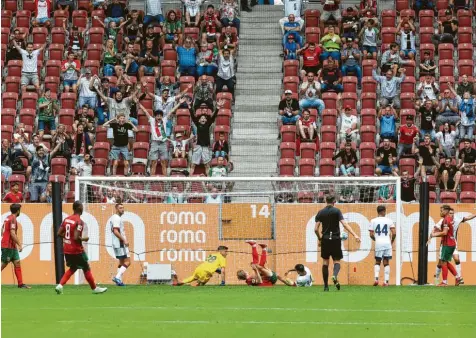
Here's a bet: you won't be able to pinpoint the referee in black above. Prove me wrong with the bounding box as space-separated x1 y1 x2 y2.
315 195 361 291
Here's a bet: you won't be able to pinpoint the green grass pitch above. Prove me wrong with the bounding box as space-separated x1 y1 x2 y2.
2 285 476 338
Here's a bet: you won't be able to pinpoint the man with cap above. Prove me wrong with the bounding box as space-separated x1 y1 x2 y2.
173 245 228 286
77 69 99 110
341 38 362 89
279 90 300 126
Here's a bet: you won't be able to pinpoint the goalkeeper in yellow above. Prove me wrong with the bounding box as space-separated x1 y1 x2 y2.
173 246 228 286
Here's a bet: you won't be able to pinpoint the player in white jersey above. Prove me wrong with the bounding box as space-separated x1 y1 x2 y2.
279 0 305 34
369 205 396 286
110 203 131 286
278 264 314 287
434 210 476 285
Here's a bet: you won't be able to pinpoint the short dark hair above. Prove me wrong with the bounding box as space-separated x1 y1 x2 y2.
36 145 44 152
26 42 33 47
154 109 164 117
377 205 386 214
115 202 123 209
295 264 305 273
390 43 398 49
441 204 451 211
424 51 430 55
207 4 214 9
44 88 51 93
10 203 21 214
325 194 336 204
11 182 19 187
73 201 83 213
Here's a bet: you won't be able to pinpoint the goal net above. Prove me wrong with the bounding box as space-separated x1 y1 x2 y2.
74 176 412 286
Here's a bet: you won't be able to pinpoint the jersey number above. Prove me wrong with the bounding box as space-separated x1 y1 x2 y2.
206 255 217 263
65 224 71 240
375 224 388 236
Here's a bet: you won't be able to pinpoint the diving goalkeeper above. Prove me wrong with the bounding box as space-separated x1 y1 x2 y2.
173 246 228 286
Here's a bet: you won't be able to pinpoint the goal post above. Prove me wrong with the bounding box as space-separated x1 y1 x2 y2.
74 176 408 286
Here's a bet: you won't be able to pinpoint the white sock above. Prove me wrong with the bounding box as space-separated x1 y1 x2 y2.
374 264 380 281
455 264 461 278
115 266 128 280
435 266 441 278
443 279 447 284
384 265 390 283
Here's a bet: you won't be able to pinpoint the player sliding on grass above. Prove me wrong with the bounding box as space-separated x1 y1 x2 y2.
237 240 278 286
173 246 228 286
369 205 396 286
433 209 475 285
1 204 30 289
110 203 131 287
278 264 314 287
428 205 460 287
55 201 107 294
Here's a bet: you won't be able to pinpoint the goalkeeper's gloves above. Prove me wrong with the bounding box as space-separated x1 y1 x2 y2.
220 281 226 286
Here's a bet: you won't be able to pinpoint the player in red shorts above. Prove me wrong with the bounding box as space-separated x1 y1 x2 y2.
236 241 278 287
1 203 30 288
55 201 107 294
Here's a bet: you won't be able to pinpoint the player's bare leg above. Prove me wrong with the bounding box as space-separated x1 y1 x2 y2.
1 262 7 271
373 258 381 286
113 257 131 286
382 258 390 287
453 254 464 285
331 260 341 290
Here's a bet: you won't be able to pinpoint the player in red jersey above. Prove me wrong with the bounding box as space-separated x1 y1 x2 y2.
429 205 460 286
55 201 107 294
236 241 278 287
1 204 30 288
2 183 24 203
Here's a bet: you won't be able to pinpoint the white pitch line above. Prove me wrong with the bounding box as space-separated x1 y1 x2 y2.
49 320 474 327
5 305 476 314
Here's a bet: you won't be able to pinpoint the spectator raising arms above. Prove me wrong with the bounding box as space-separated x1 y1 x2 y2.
216 48 236 97
372 64 406 113
13 41 46 92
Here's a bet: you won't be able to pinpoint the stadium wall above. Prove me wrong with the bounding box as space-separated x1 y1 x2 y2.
1 204 476 285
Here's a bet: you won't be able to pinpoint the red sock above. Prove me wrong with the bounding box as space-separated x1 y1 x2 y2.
447 263 457 277
251 246 259 264
442 264 448 281
60 268 76 286
14 266 23 286
259 249 267 266
84 270 97 290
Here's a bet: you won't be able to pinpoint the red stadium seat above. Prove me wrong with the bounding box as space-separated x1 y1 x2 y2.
2 92 18 110
1 28 9 44
359 159 375 177
438 43 454 60
319 159 335 176
359 142 376 159
3 0 18 12
460 191 476 203
16 10 31 28
343 76 357 93
361 92 377 110
92 158 108 176
213 125 230 142
161 60 177 77
84 60 101 76
19 108 36 126
402 60 416 76
184 27 200 40
429 191 437 203
361 76 377 93
399 158 416 176
9 174 26 192
7 60 23 77
51 27 67 45
460 175 475 192
300 142 316 159
395 0 410 11
176 109 191 126
48 44 65 61
420 44 435 59
419 27 434 45
360 125 376 143
440 191 457 203
1 10 12 28
21 92 38 110
53 10 68 27
322 109 337 126
279 158 295 176
133 142 150 164
305 27 320 44
58 109 75 126
23 0 36 12
299 158 316 176
61 93 77 110
87 44 103 61
438 59 454 77
320 142 336 159
321 125 337 143
51 157 68 176
280 142 296 159
341 92 357 110
438 76 455 93
1 109 16 126
419 10 434 28
92 10 106 27
1 125 14 142
401 76 416 93
44 76 60 94
457 43 473 60
72 10 88 29
93 142 111 159
458 60 473 77
381 10 396 27
281 125 297 143
77 0 92 11
322 92 338 110
179 76 196 94
283 76 300 94
457 27 473 44
381 27 397 44
89 27 105 45
436 0 449 10
216 109 232 127
457 9 472 27
4 77 20 93
304 9 320 27
400 109 416 123
362 59 377 77
163 44 177 61
135 125 151 143
283 60 299 77
361 109 377 126
46 60 62 78
400 93 416 109
32 27 48 44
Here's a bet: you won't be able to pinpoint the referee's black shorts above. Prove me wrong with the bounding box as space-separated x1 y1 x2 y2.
321 239 343 260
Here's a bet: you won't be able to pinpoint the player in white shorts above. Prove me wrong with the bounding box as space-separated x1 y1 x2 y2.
369 205 396 287
278 264 314 287
434 210 476 285
110 202 131 286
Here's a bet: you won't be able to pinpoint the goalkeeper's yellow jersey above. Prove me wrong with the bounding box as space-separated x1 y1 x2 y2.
196 252 227 275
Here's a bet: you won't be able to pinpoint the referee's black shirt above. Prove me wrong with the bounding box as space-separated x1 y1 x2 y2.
315 206 344 240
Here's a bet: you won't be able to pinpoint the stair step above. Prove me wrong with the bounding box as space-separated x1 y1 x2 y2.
236 72 282 80
231 144 278 156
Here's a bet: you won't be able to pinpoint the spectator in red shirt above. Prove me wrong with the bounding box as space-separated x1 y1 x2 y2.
3 182 24 203
297 109 317 141
298 43 322 81
397 115 419 160
201 5 221 44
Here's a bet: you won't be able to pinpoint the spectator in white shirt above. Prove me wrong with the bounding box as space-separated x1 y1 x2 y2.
338 105 359 144
416 75 439 109
216 48 236 97
13 41 46 92
76 154 93 177
205 186 222 204
32 0 52 28
78 69 99 110
435 122 457 158
396 17 416 60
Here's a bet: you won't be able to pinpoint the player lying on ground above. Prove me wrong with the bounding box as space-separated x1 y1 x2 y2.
173 246 228 286
236 241 277 286
369 205 396 286
56 201 107 294
1 203 30 289
277 264 314 287
432 209 475 285
428 205 461 287
110 203 131 286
